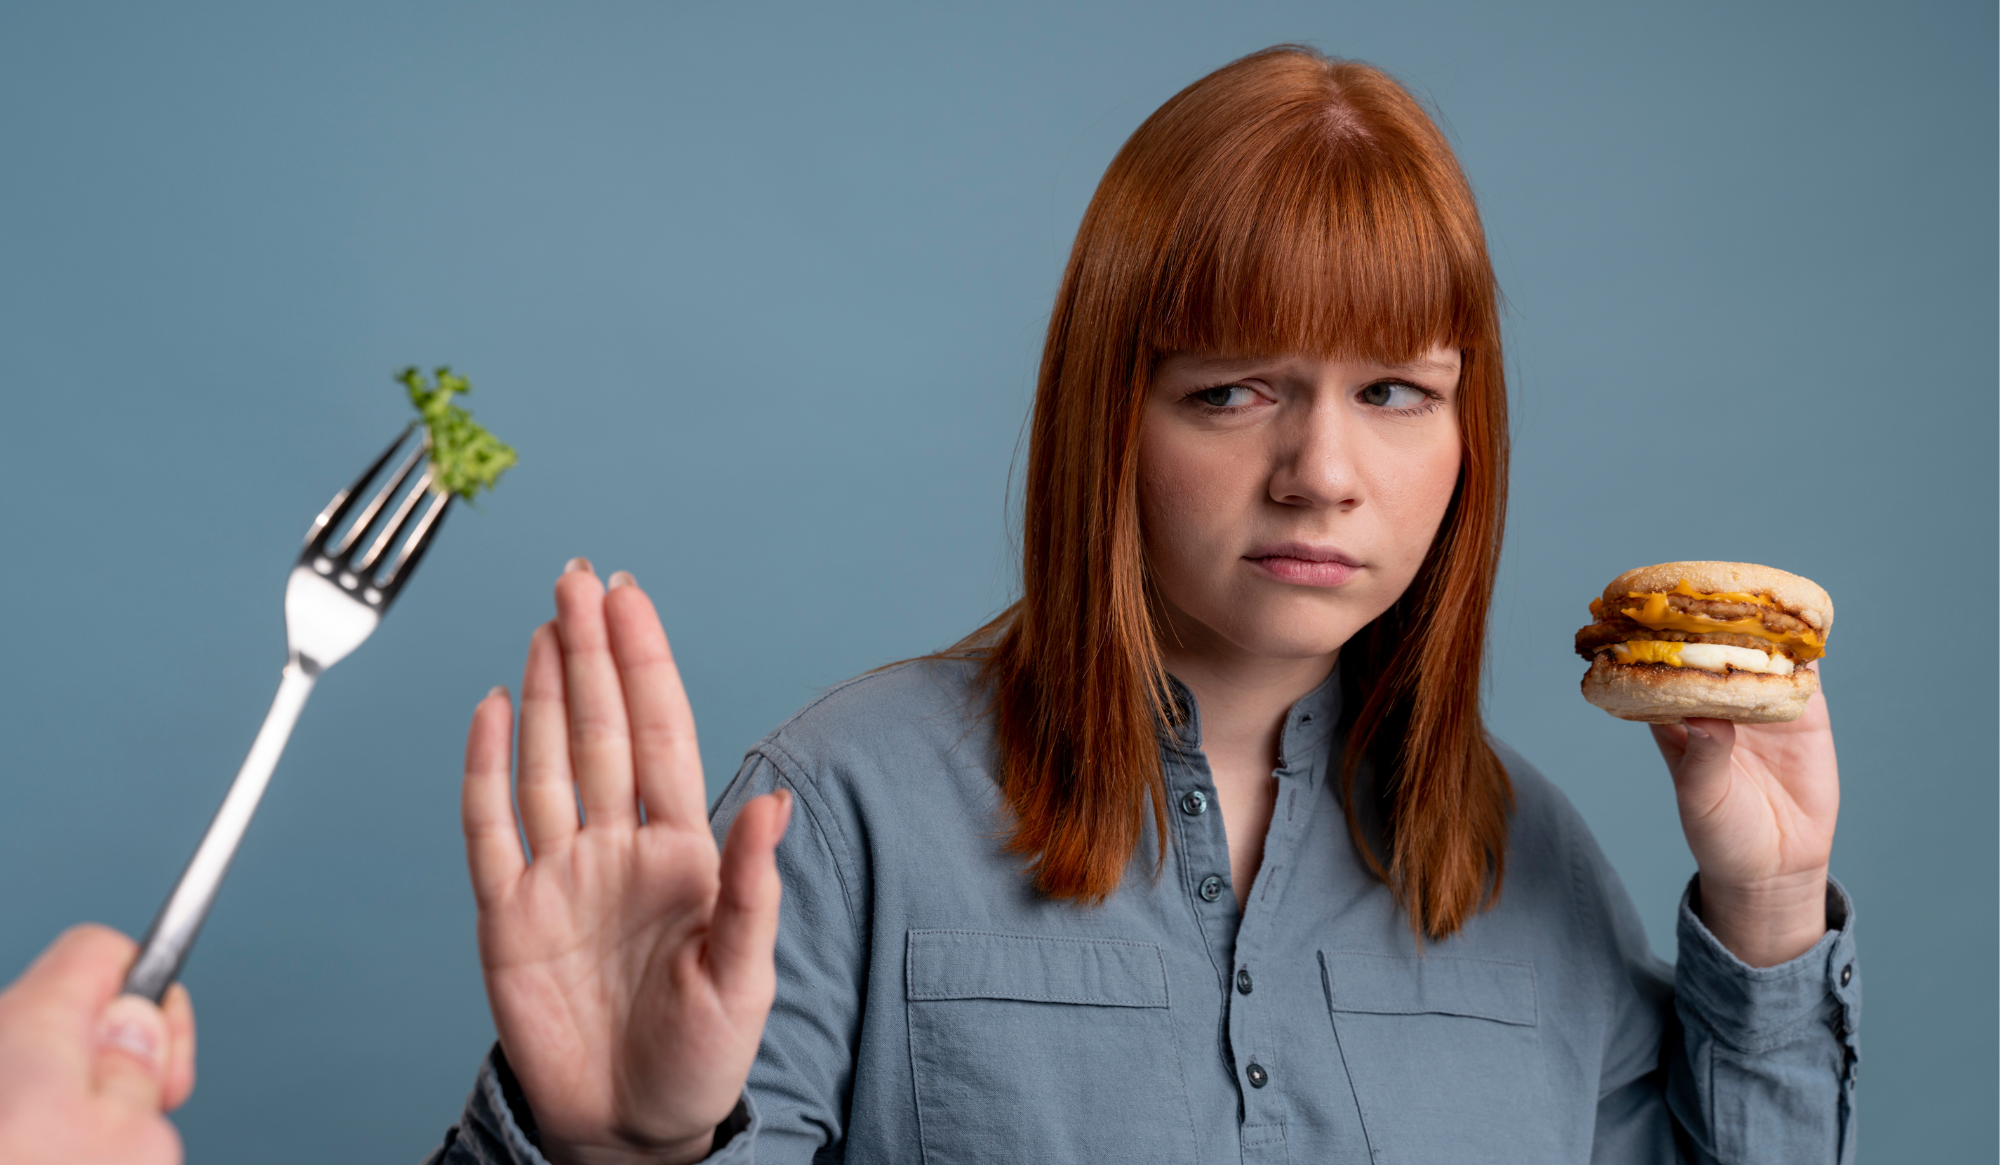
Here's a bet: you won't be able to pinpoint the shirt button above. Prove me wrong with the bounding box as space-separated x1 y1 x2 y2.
1180 789 1208 816
1246 1061 1269 1088
1840 963 1853 987
1236 968 1254 995
1198 875 1224 902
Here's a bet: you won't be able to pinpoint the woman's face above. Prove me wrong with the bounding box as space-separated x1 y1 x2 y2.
1139 347 1465 669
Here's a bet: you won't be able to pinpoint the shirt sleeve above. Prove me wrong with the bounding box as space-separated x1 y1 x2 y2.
422 750 866 1165
703 747 870 1161
420 1044 553 1165
1663 877 1860 1164
1589 866 1859 1165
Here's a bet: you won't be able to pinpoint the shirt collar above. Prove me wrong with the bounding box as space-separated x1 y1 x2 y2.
1159 667 1342 775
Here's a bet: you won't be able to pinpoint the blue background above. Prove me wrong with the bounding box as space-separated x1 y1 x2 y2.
1 2 1991 1159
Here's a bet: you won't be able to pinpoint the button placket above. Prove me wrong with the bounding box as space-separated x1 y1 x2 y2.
1161 743 1240 1045
1225 755 1327 1119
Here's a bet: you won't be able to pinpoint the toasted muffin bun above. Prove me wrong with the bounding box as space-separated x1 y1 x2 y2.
1578 561 1830 723
1601 561 1833 634
1581 654 1818 723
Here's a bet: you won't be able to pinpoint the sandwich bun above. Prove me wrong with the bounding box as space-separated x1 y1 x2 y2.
1598 561 1832 635
1574 561 1830 724
1580 653 1819 724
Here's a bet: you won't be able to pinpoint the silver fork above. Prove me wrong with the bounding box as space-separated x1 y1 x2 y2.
122 426 455 1002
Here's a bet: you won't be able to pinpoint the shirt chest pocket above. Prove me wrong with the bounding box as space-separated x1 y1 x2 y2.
1319 950 1561 1164
906 930 1198 1165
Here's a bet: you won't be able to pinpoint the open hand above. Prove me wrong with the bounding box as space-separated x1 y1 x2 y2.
463 559 791 1165
1650 663 1839 967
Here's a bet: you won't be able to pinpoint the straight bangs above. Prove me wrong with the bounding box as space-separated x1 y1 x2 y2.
1139 63 1497 368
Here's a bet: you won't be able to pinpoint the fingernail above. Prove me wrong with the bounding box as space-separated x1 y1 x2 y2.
564 556 593 575
97 996 164 1071
487 685 509 701
776 787 794 825
607 570 635 590
1685 722 1712 740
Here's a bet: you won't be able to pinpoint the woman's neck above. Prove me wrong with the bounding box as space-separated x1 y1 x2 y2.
1163 647 1337 768
1159 628 1338 910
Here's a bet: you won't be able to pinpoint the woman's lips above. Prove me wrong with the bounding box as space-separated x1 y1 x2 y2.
1244 542 1362 587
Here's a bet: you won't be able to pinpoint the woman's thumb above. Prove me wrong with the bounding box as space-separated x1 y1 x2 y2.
1669 717 1738 808
710 789 792 989
93 993 169 1112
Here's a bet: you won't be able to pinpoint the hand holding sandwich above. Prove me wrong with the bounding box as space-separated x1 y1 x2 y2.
1574 562 1840 967
1652 679 1838 967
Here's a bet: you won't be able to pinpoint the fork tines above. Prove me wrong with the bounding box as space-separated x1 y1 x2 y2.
299 425 454 611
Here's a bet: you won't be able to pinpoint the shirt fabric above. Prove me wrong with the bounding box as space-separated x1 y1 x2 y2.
429 658 1860 1164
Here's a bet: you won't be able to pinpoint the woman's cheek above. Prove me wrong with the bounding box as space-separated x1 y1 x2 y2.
1139 442 1245 611
1375 441 1462 567
1141 483 1222 591
1140 429 1224 535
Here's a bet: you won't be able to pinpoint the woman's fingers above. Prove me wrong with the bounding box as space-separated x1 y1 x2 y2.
708 790 792 996
158 984 195 1112
604 574 708 831
553 559 640 830
517 622 581 855
463 686 527 907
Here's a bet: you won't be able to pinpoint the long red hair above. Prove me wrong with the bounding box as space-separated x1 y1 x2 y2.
959 46 1511 940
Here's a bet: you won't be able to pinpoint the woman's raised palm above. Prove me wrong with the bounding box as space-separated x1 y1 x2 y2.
461 562 790 1165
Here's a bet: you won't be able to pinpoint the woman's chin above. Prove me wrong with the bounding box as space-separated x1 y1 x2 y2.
1192 610 1370 665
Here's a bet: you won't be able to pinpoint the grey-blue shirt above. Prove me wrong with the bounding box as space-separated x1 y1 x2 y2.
431 659 1859 1164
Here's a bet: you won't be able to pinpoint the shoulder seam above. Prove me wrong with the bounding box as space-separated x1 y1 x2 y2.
746 740 862 935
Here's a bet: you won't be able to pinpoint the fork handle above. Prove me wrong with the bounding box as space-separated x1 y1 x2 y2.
123 660 319 1002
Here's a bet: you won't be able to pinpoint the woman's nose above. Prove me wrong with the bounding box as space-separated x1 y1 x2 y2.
1267 403 1360 510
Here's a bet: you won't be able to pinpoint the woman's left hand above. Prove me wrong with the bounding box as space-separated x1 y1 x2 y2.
1650 663 1839 967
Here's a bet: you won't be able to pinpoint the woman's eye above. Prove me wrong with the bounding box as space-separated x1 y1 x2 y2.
1359 380 1431 410
1192 385 1255 409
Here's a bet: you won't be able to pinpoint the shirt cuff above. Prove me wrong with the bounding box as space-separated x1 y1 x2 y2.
1675 875 1860 1055
481 1044 556 1165
477 1043 759 1165
706 1094 759 1162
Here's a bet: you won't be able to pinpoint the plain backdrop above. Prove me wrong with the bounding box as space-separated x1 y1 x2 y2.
0 2 1991 1160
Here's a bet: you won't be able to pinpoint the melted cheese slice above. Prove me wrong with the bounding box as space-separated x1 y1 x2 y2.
1608 640 1796 675
1658 578 1774 605
1585 579 1824 661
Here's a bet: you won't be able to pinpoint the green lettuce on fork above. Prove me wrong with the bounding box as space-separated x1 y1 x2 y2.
398 365 518 498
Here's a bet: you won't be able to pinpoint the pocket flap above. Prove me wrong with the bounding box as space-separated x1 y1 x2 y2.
908 930 1169 1008
1320 950 1537 1026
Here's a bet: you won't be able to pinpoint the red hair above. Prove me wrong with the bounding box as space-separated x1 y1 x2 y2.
959 46 1511 939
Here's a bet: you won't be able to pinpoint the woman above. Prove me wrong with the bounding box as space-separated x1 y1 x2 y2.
432 47 1857 1165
